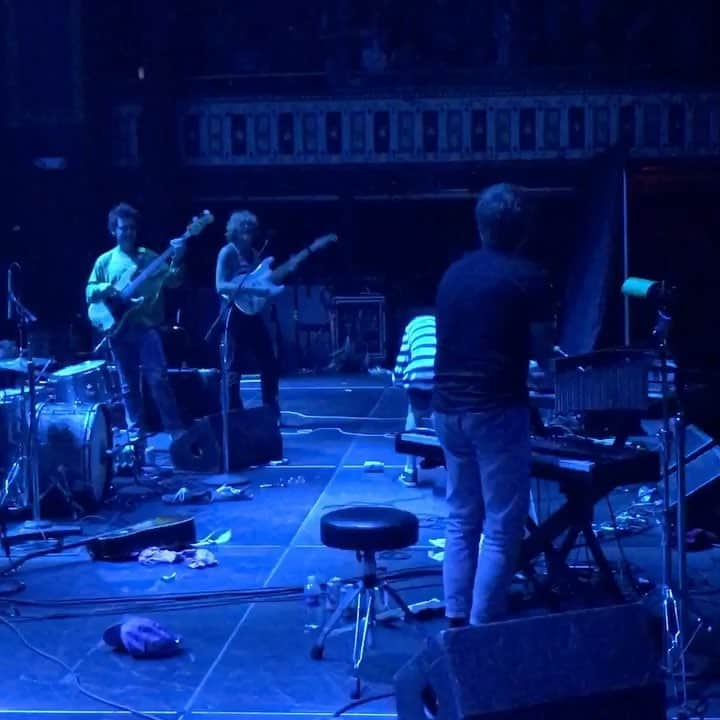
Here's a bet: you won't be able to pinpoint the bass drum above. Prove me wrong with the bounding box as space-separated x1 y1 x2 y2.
36 402 112 514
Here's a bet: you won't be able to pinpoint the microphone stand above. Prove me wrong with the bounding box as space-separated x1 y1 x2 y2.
204 277 257 475
203 240 270 475
654 309 679 685
653 305 697 708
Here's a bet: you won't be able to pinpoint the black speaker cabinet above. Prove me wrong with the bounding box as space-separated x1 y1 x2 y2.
170 406 282 472
670 424 720 533
395 603 665 720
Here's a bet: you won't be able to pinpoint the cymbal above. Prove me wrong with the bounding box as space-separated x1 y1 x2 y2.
0 357 53 374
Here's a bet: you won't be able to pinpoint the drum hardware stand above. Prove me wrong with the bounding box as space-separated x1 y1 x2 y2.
0 360 83 569
1 460 23 509
6 278 79 537
7 279 48 530
0 506 25 595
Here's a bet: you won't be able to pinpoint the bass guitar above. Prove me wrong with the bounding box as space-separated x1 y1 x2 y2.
230 233 338 316
88 211 214 336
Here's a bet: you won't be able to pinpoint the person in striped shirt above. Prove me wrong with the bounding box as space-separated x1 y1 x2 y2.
393 313 437 487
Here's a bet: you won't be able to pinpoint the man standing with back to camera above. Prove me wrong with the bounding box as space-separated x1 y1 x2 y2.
433 183 554 627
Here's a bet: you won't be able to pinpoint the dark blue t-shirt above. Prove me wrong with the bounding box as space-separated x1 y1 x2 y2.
433 249 552 412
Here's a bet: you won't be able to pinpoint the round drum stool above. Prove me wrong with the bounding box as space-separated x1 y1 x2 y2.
311 506 419 698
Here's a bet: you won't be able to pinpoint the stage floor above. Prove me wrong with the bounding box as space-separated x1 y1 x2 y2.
1 373 719 720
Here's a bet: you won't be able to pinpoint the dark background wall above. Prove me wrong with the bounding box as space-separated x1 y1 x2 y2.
1 0 719 372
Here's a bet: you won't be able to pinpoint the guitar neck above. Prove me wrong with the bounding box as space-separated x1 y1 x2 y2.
121 245 176 299
269 246 313 284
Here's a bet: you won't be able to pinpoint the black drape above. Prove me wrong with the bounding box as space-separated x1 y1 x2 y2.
559 148 625 354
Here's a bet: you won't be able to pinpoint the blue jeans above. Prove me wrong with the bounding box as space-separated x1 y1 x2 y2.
110 326 183 435
403 389 433 472
434 407 531 624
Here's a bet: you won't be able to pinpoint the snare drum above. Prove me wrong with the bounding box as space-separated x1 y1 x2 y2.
35 402 112 514
49 360 113 404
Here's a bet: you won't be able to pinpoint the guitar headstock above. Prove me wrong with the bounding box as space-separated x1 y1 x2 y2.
310 233 338 252
185 210 215 237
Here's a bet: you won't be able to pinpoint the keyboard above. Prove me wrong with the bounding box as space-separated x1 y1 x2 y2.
396 429 659 491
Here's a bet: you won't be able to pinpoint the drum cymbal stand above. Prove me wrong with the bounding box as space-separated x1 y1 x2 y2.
1 275 81 577
6 278 46 529
3 362 82 557
20 361 49 530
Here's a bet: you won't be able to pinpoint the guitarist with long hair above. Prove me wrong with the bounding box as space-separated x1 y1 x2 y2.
86 202 187 440
215 210 281 418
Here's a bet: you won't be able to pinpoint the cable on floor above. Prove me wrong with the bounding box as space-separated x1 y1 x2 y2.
0 615 165 720
282 427 394 438
333 691 396 717
283 410 405 422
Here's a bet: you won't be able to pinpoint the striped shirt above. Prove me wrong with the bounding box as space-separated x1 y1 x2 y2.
393 315 436 391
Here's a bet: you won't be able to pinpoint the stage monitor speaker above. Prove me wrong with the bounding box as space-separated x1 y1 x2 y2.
394 603 665 720
670 424 720 533
170 406 282 473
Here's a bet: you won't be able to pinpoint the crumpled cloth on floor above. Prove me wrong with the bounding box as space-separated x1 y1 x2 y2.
161 484 253 504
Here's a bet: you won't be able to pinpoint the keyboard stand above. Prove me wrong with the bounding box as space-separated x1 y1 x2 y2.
519 478 624 604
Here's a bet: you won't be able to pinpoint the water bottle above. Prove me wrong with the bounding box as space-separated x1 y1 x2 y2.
303 575 324 632
326 576 342 612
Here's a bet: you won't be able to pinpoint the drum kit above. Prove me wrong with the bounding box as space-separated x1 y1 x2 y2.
0 356 115 521
1 266 121 528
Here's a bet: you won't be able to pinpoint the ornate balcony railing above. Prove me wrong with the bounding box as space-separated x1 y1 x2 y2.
112 90 720 168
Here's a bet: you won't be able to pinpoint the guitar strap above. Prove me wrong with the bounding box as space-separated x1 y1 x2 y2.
230 241 257 272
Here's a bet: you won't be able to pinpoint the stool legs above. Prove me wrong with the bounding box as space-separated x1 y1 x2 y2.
310 583 362 660
310 550 416 698
352 586 375 672
382 581 414 620
310 578 414 699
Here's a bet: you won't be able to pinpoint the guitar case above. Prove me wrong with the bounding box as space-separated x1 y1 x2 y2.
170 405 282 472
87 516 197 561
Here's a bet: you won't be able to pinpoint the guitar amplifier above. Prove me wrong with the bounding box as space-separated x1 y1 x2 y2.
330 295 386 362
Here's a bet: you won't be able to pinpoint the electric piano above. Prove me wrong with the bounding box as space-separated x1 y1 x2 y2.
396 429 659 492
396 427 660 600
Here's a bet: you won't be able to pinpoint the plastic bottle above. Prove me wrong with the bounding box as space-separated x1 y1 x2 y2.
326 576 342 612
303 575 324 632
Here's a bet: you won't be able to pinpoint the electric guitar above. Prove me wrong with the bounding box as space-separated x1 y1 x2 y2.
230 233 338 316
88 211 214 336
